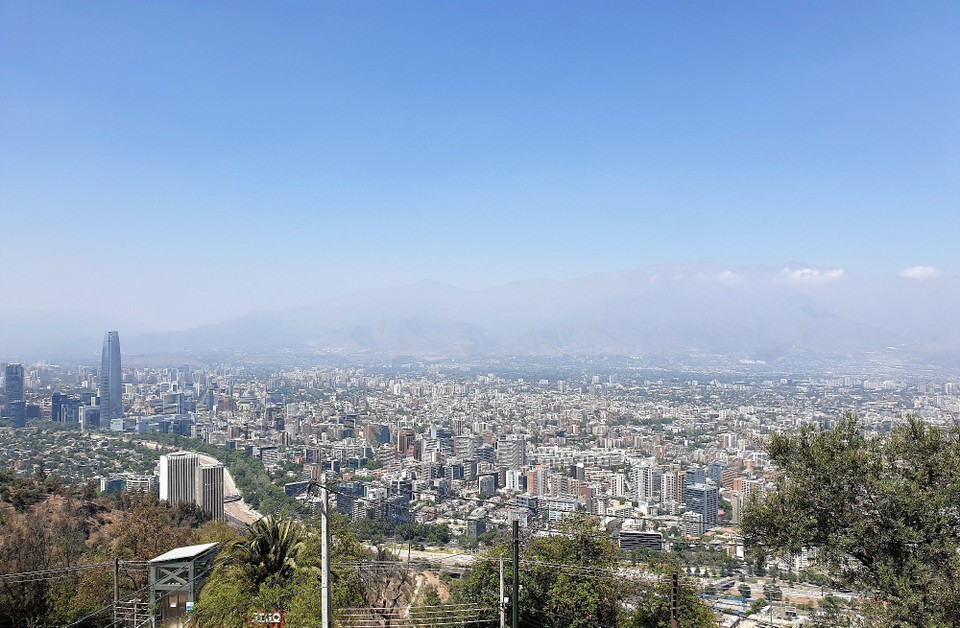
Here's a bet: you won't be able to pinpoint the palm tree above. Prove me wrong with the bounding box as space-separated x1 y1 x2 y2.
222 514 305 588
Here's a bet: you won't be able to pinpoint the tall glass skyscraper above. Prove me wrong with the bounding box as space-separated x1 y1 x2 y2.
98 331 123 422
4 363 25 428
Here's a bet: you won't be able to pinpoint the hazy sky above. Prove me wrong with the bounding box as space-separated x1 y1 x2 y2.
1 1 958 331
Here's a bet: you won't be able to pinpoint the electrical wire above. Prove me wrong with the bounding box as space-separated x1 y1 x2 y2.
63 554 223 628
0 561 149 587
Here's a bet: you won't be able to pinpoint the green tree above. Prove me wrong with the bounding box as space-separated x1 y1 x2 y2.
452 514 714 628
749 598 768 615
452 514 619 628
742 415 960 627
227 515 306 588
623 555 716 628
809 594 857 628
196 513 366 627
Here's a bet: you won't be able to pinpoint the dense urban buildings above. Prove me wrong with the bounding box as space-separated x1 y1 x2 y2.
2 348 959 624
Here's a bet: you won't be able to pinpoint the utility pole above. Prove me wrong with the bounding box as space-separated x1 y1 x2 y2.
670 570 679 628
499 557 506 628
512 520 520 628
320 475 330 628
113 557 119 625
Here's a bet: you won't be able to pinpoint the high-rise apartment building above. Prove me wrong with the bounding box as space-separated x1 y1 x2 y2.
195 464 225 520
453 434 480 460
634 464 654 502
526 466 548 496
4 364 25 428
159 452 199 506
685 483 719 529
496 436 526 470
661 470 684 504
98 331 123 422
614 472 629 498
682 510 705 536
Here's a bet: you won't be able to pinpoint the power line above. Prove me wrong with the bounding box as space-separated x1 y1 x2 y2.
341 603 483 612
64 553 225 628
341 617 493 628
0 561 147 585
338 604 493 628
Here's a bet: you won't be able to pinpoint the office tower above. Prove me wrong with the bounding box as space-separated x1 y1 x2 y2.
478 474 497 496
159 452 199 506
53 394 81 424
51 391 64 422
685 467 706 487
396 428 415 455
162 392 184 415
79 405 101 431
4 364 25 428
685 483 719 529
707 461 727 484
98 331 123 422
195 464 225 520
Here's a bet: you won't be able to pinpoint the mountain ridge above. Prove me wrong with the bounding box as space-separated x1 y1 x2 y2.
113 262 958 364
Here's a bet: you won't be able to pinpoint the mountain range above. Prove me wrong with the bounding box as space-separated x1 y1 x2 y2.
102 261 958 366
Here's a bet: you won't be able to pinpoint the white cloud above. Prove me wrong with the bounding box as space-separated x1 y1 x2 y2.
898 265 940 280
718 270 744 285
781 267 845 285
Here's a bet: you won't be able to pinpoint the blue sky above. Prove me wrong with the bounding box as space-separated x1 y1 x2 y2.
1 1 958 330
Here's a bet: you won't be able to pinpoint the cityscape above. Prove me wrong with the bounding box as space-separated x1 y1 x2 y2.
2 329 959 626
2 2 958 627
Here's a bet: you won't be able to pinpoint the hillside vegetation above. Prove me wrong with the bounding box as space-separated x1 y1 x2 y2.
0 471 232 628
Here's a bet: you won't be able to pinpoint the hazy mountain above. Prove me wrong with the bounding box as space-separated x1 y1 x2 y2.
111 262 959 364
0 311 135 361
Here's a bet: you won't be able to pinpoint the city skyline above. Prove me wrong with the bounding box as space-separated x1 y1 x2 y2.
1 2 958 332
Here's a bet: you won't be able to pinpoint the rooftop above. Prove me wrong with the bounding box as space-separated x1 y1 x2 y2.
149 542 219 563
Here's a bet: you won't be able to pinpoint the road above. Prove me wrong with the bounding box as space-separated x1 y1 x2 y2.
109 435 262 525
196 452 262 524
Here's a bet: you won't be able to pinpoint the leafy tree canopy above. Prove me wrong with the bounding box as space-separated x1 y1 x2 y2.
742 414 960 627
195 513 365 627
452 513 714 628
